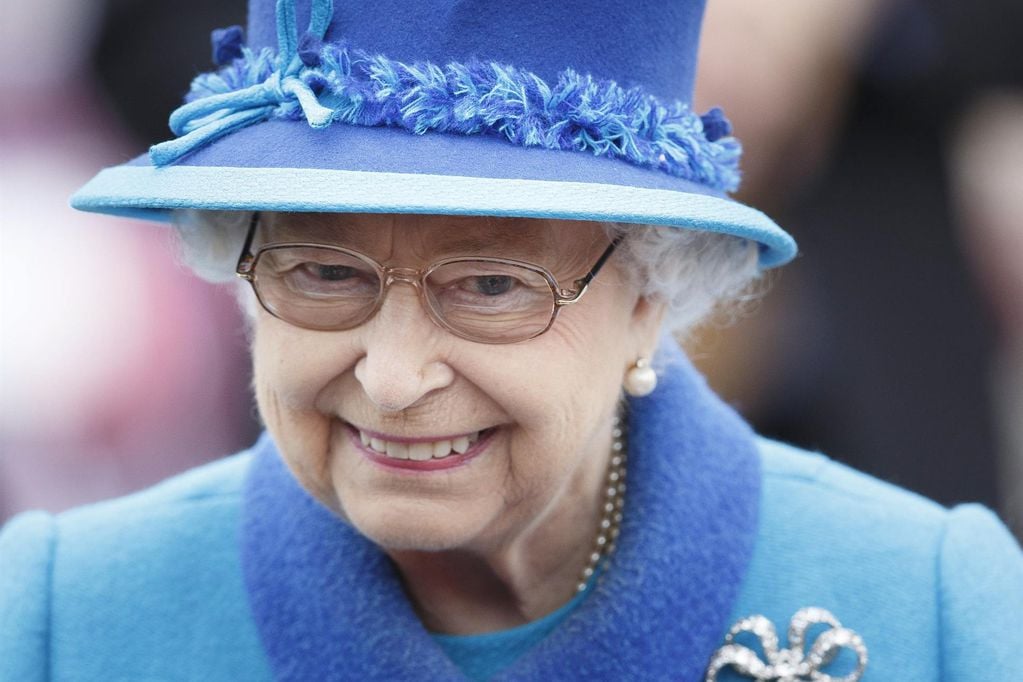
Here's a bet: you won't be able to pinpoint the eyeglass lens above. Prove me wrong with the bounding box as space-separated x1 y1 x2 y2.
252 246 558 342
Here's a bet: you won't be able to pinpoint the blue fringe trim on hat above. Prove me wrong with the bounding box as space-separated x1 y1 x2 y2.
151 36 743 193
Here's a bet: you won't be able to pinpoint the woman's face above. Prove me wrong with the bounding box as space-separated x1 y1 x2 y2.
252 213 664 554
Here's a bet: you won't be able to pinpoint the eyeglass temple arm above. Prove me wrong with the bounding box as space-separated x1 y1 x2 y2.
235 213 262 279
556 235 623 304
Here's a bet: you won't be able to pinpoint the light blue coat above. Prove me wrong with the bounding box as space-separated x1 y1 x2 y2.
2 350 1021 681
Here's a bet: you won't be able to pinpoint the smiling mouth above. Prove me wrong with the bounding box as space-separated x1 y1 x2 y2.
358 428 482 461
344 423 495 468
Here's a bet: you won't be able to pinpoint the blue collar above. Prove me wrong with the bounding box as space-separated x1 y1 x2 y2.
241 340 761 680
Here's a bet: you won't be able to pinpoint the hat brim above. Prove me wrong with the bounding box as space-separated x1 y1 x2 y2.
71 120 797 268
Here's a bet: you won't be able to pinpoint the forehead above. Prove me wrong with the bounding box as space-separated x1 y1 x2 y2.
263 213 608 268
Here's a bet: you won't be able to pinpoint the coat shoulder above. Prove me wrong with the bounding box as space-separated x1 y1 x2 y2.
50 450 252 579
756 437 946 521
65 448 251 520
0 447 271 681
735 438 1023 680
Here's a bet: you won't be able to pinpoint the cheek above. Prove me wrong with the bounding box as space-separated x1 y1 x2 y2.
495 294 636 487
253 330 332 408
252 317 356 507
538 284 637 386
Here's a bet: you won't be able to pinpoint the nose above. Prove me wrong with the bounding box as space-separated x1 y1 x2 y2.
352 284 455 413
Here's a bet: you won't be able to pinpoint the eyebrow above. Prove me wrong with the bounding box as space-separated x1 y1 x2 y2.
265 215 358 243
428 227 551 259
265 215 555 261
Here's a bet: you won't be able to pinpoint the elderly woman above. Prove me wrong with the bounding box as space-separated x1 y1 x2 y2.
2 1 1021 680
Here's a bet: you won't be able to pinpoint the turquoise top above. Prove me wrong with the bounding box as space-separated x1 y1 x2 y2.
432 573 597 680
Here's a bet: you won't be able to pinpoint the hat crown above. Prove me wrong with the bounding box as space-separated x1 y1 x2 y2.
73 1 798 270
246 0 708 103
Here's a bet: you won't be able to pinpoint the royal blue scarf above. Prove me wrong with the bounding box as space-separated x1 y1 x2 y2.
241 340 761 681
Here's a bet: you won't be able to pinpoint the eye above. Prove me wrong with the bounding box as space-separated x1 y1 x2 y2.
314 264 357 281
290 261 377 296
426 260 553 315
261 248 380 298
471 275 514 296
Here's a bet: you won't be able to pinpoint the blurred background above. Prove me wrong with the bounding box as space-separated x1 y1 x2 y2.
1 0 1021 539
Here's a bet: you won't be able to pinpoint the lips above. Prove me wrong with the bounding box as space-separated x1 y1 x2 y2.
345 423 494 470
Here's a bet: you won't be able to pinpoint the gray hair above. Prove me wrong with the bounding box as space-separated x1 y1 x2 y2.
171 210 762 335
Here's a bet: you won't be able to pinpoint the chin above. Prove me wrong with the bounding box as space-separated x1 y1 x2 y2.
339 496 485 552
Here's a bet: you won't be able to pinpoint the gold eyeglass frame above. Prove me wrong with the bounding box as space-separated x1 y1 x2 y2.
235 214 622 344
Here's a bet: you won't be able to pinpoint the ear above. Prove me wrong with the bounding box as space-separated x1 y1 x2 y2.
628 295 668 359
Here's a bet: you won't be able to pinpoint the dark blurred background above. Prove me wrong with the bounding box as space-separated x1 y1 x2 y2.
2 0 1021 538
690 0 1023 538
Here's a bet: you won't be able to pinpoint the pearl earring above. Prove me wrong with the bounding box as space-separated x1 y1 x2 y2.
623 357 657 397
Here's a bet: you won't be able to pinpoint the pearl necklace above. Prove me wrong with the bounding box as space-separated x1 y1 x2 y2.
575 412 627 595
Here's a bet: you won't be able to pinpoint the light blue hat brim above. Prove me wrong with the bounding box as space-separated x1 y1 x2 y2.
72 121 797 268
73 165 794 268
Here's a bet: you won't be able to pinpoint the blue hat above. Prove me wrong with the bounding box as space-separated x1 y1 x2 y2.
72 0 797 268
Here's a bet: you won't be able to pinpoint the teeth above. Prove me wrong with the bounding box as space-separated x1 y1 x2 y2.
358 429 483 460
408 443 433 461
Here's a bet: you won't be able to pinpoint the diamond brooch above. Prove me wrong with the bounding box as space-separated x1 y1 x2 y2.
704 607 868 682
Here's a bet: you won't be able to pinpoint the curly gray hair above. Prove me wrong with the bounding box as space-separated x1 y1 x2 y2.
171 210 762 335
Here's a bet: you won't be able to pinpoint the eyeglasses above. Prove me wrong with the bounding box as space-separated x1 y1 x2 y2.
235 215 621 344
